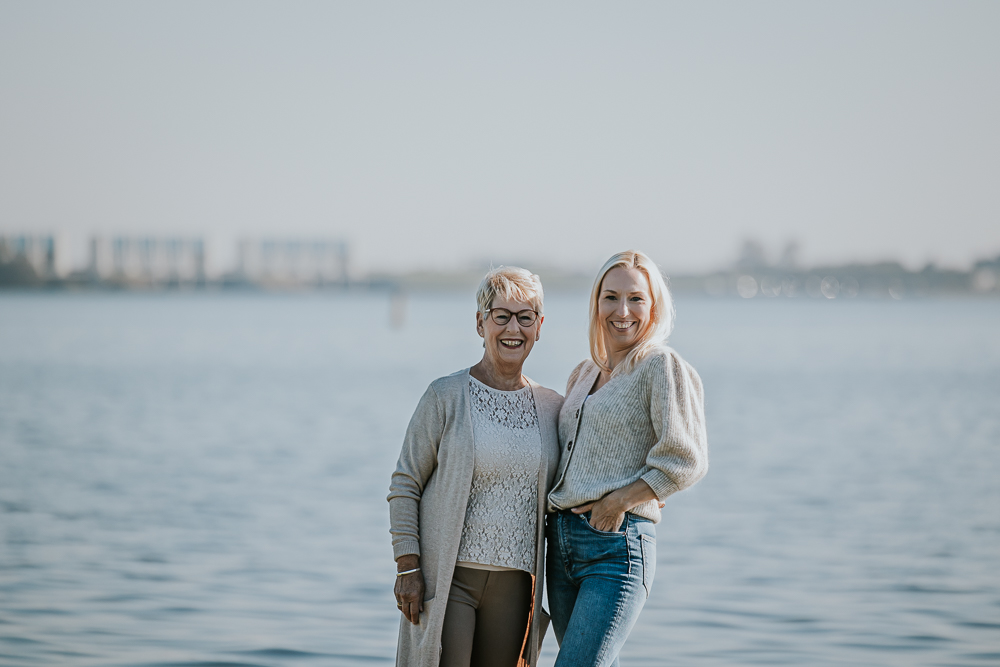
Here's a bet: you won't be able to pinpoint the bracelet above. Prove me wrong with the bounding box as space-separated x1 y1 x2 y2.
396 567 420 577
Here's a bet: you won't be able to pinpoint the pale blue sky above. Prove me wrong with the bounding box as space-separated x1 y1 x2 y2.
1 1 998 273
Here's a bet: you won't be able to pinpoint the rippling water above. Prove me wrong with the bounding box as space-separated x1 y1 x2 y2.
1 292 998 666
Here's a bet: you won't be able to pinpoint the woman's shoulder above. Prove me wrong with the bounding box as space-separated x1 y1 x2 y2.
643 345 683 364
637 346 702 383
570 358 595 378
566 358 597 393
424 368 471 399
527 380 564 408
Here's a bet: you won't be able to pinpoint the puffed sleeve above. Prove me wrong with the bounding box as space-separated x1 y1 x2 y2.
387 384 445 560
640 351 709 500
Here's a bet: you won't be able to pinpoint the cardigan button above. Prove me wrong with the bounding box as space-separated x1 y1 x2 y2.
566 440 572 450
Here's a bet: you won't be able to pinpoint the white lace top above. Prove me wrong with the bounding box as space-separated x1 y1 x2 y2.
456 377 542 573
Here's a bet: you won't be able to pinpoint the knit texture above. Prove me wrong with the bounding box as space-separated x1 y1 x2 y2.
547 347 708 522
388 369 563 667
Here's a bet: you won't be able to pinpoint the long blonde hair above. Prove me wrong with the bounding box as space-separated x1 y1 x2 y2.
589 250 674 376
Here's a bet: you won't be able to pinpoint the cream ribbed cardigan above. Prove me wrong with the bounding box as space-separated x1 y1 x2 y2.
547 347 708 521
388 369 563 667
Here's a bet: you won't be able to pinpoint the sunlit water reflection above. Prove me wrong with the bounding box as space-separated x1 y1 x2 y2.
1 293 998 666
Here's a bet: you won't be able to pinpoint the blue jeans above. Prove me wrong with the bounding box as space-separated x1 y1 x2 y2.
546 510 656 667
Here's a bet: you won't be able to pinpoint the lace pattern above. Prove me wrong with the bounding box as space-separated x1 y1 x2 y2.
468 379 539 430
456 377 541 573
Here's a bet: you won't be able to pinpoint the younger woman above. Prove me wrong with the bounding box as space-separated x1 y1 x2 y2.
547 250 709 666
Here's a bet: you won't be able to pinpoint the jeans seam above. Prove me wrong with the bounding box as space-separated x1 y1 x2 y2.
558 513 573 582
593 579 629 666
640 535 651 598
624 513 632 576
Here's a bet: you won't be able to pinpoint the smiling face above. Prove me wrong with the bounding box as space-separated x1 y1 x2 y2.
476 295 543 372
598 266 652 356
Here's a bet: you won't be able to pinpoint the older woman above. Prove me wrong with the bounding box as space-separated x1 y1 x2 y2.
546 250 709 667
388 267 563 667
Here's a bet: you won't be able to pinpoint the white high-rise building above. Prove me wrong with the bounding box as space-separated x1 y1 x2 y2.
237 239 349 285
88 236 206 283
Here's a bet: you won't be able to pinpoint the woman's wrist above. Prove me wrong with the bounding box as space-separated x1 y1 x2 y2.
607 489 632 515
396 554 420 573
612 479 657 514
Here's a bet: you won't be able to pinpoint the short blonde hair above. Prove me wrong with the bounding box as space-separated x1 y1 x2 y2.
476 266 544 315
589 250 674 376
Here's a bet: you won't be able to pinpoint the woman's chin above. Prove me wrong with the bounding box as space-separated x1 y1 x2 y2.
493 345 528 363
607 330 639 348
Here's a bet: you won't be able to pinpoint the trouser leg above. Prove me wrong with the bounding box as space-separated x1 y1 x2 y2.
441 566 533 667
552 570 644 667
471 569 532 667
546 514 579 648
441 567 484 667
550 511 654 667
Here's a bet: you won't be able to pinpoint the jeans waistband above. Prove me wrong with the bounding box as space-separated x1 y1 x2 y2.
551 507 653 522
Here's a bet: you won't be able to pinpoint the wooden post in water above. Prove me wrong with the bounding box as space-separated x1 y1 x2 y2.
389 286 407 330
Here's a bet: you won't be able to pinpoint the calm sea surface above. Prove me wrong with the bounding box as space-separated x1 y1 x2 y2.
1 292 998 667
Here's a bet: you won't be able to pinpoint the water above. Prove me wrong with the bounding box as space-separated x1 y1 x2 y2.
1 292 998 666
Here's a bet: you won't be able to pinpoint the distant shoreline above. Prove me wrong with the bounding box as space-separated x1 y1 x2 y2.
4 234 998 299
2 257 999 300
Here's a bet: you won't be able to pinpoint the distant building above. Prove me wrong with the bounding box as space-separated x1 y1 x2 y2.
89 236 206 284
0 234 65 278
970 254 1000 293
237 239 349 286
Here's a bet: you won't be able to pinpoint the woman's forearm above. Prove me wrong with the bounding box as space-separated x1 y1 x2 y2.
607 478 658 514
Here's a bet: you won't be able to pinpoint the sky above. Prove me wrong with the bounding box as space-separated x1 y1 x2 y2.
1 1 998 275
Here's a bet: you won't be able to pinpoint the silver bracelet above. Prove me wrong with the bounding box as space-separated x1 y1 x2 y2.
396 567 420 577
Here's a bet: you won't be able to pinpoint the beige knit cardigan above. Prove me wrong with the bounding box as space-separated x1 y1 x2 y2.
548 347 709 521
388 369 563 667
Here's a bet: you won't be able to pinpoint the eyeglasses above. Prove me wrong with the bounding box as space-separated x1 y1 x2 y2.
486 308 539 326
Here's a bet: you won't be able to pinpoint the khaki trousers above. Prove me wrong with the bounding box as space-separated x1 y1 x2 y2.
440 566 533 667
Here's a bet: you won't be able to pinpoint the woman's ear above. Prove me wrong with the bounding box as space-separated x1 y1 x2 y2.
475 311 485 338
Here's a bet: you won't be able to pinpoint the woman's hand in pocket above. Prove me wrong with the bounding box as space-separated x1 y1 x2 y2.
572 495 626 532
571 479 660 532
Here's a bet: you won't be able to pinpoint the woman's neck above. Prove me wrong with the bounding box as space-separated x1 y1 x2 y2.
470 357 526 391
591 344 632 393
604 344 632 374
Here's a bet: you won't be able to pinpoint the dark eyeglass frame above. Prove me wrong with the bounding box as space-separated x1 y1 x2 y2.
485 307 539 327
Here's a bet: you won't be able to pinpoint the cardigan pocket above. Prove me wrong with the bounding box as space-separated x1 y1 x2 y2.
417 596 437 628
